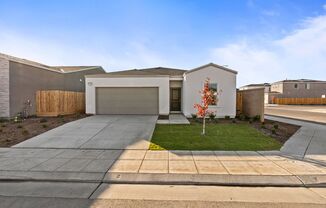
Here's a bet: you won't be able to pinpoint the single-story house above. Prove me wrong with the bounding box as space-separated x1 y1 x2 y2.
85 63 237 118
0 53 105 118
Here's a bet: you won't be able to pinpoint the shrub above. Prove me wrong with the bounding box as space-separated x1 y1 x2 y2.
61 118 65 123
244 115 250 120
42 124 48 128
191 114 197 119
0 118 8 123
22 129 29 135
17 125 23 129
238 114 245 121
225 115 230 120
39 118 47 123
273 124 279 129
253 115 260 121
249 118 253 124
232 119 236 123
272 129 276 134
261 124 265 129
209 113 216 120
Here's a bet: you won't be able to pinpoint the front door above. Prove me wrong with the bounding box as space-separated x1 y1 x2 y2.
170 88 181 111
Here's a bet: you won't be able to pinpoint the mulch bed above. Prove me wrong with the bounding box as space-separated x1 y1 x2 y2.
189 118 300 144
0 114 88 147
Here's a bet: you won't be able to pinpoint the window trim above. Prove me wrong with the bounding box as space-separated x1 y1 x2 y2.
208 83 218 106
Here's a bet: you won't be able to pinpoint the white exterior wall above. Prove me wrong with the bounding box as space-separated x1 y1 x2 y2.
182 66 237 118
86 77 170 115
0 58 10 117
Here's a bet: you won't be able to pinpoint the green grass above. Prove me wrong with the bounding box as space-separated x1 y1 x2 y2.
149 123 281 151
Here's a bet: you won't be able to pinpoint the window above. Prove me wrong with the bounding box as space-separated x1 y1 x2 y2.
305 83 310 89
208 83 218 105
294 83 298 89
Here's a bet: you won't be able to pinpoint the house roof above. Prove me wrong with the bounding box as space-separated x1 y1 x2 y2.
0 52 104 73
272 79 326 84
106 67 186 76
240 83 271 88
185 63 238 75
86 63 237 78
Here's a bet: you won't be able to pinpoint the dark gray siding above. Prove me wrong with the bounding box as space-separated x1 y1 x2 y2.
278 82 326 98
63 69 104 92
9 62 104 117
9 62 64 117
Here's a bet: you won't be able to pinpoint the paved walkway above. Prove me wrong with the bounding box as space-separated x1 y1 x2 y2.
265 115 326 158
157 114 190 124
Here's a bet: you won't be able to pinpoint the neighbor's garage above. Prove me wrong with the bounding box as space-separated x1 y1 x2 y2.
96 87 159 115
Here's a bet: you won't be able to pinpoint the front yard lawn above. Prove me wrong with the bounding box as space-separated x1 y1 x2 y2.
150 123 282 151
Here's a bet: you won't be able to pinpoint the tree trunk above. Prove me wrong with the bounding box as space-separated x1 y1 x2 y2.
202 115 206 135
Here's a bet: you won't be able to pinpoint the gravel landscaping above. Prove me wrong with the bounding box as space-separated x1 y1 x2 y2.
0 114 87 147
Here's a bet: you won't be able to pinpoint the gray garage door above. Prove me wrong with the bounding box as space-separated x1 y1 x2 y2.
96 87 159 115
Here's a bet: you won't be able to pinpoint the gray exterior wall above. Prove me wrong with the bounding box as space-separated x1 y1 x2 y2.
274 82 326 98
63 68 103 92
0 58 10 117
9 61 104 117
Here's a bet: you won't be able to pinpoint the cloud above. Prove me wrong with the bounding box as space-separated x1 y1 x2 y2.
210 6 326 86
324 4 326 11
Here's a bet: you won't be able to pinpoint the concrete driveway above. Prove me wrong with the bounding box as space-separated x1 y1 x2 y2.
14 115 158 150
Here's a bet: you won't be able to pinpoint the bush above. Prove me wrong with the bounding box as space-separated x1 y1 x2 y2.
42 124 48 128
0 118 8 123
253 115 260 121
261 124 265 129
191 114 197 119
22 129 29 135
232 119 236 123
17 125 23 129
273 124 279 129
209 113 216 120
39 118 47 123
225 115 230 120
238 114 245 121
249 118 253 124
272 129 276 134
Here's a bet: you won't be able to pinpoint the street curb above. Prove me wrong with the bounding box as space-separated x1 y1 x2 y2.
1 171 326 188
103 173 326 187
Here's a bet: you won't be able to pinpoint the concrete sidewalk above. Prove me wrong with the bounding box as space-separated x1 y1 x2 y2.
1 148 326 186
265 115 326 158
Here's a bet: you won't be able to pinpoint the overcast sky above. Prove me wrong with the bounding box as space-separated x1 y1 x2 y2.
0 0 326 86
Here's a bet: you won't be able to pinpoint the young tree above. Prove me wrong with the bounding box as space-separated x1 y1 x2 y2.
194 78 217 135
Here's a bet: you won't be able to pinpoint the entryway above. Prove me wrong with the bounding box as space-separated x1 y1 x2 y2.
170 88 181 112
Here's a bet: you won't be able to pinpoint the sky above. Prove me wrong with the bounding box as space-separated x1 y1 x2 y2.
0 0 325 86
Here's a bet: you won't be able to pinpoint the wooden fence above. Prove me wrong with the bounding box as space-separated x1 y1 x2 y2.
273 97 326 105
36 90 85 117
236 91 243 115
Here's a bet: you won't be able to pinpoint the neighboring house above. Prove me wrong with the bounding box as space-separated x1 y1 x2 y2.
0 53 105 118
239 83 271 93
239 83 271 104
270 79 326 98
85 63 237 118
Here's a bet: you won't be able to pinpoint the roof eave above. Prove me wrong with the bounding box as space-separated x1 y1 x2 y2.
185 63 238 75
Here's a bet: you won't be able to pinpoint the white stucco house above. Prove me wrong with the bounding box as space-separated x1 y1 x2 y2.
85 63 237 118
